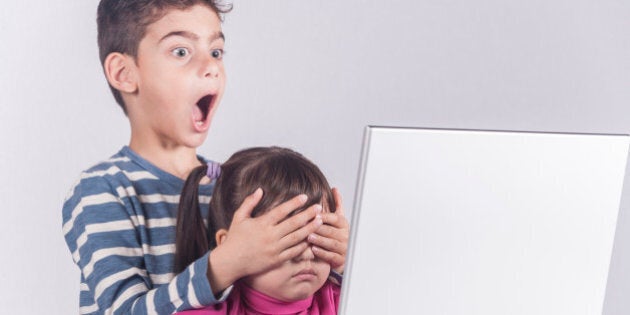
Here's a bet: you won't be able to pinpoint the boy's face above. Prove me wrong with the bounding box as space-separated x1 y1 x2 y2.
127 4 225 149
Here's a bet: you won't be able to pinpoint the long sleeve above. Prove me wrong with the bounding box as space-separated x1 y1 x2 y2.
62 148 222 314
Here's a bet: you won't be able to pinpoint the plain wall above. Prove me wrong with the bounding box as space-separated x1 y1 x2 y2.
1 1 630 313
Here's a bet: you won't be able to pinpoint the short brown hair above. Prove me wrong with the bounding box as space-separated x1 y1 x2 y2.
97 0 231 113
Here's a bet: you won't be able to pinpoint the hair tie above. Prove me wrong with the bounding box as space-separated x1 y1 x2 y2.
207 161 221 180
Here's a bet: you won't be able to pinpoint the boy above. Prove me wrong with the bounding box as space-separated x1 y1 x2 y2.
62 1 349 314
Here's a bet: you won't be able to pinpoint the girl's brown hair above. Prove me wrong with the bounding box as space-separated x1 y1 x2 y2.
174 147 335 273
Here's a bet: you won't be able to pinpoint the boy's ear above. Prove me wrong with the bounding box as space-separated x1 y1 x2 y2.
103 52 138 94
215 229 229 246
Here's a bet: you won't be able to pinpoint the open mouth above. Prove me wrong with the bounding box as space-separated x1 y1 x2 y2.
193 94 214 127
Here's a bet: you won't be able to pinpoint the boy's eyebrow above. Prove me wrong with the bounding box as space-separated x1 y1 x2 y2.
158 31 225 43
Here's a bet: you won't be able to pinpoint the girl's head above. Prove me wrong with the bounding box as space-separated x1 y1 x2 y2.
175 146 336 301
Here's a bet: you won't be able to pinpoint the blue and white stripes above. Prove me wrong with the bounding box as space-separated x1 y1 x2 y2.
62 146 221 314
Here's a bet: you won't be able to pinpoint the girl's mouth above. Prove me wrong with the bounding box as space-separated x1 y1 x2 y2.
294 268 317 277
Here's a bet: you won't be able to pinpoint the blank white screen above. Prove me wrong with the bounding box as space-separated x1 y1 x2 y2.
341 127 629 315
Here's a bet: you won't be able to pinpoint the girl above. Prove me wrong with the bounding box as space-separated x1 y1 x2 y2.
174 147 340 314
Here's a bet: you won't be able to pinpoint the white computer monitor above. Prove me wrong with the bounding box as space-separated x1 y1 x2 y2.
340 127 629 315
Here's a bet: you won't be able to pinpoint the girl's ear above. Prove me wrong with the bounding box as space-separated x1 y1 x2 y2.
103 52 138 94
215 229 229 246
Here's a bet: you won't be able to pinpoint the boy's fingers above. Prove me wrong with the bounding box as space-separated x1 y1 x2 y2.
332 187 346 217
308 232 345 255
275 204 321 237
319 212 349 229
278 241 310 262
278 213 322 250
312 246 345 269
263 194 308 224
232 188 263 221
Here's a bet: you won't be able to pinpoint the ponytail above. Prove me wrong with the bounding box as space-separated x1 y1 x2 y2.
174 164 210 274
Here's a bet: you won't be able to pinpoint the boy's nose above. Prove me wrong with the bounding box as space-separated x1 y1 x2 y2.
200 55 220 78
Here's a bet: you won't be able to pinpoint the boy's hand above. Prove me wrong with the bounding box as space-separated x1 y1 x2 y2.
208 188 323 293
309 188 349 274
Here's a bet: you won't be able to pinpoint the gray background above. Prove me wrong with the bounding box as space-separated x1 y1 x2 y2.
1 0 629 313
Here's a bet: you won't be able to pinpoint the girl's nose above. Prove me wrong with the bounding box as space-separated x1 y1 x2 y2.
294 245 316 262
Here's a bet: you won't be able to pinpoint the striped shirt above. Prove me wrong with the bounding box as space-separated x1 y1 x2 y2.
62 146 226 314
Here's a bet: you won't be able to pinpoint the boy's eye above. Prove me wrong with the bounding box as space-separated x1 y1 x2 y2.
172 47 189 58
211 49 224 59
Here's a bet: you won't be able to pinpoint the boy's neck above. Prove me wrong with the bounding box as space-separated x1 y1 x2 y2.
129 139 203 180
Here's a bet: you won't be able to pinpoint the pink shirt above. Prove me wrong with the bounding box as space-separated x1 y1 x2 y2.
177 281 339 315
